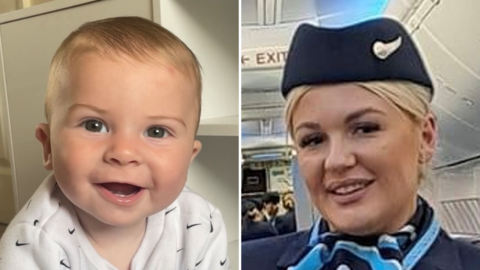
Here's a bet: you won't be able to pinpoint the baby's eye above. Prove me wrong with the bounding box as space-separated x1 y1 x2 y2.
298 133 324 148
145 126 168 138
83 120 108 133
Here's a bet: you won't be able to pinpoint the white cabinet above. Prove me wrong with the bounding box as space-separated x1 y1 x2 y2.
154 0 239 137
198 115 238 136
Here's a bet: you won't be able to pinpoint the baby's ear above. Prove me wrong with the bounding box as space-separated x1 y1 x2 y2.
35 123 53 170
190 140 202 163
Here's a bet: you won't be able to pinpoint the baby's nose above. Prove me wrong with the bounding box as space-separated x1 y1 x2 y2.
104 135 143 166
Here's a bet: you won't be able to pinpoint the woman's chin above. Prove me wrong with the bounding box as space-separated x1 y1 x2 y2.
331 219 381 236
323 205 385 235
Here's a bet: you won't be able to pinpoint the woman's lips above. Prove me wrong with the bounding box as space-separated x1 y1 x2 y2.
327 179 375 205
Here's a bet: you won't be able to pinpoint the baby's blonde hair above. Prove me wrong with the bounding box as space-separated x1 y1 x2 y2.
45 16 202 128
285 80 433 182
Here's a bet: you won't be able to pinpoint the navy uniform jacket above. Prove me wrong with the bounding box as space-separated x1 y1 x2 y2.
242 220 278 242
275 211 297 235
242 229 480 270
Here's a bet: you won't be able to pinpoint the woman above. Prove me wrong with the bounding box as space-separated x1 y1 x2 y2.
242 17 480 270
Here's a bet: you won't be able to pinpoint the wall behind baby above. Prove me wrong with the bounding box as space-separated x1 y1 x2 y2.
187 135 239 269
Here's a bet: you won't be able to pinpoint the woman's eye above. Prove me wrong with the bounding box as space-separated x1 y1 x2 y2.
83 120 107 133
354 123 380 134
145 126 168 138
298 134 324 148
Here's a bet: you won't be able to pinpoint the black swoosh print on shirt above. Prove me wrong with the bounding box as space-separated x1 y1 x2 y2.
60 259 71 269
166 207 177 215
186 223 201 229
210 214 213 233
15 240 29 247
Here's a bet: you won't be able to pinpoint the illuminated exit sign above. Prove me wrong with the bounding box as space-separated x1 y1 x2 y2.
241 46 289 70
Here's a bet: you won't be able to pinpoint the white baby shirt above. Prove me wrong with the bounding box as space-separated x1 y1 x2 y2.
0 174 229 270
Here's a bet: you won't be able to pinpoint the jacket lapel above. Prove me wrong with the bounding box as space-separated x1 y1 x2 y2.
276 231 311 269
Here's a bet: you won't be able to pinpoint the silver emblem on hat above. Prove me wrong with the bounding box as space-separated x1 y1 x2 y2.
372 36 402 60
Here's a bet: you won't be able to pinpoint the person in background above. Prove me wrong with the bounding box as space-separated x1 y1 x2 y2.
241 199 251 225
275 192 297 235
242 17 480 270
262 192 280 226
242 200 278 242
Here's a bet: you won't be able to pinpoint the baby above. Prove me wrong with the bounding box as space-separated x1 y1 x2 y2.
0 16 228 270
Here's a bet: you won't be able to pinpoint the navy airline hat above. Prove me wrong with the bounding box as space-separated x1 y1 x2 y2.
281 17 433 98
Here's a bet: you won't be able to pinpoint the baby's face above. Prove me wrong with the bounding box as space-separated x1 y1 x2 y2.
39 53 201 227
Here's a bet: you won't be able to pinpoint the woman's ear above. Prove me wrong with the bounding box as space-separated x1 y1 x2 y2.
419 112 437 164
35 123 53 170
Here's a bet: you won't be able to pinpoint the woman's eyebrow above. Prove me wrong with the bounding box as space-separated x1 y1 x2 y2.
294 122 321 134
294 107 385 134
344 107 385 124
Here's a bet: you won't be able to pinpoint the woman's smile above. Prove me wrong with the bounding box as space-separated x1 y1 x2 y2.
326 178 375 205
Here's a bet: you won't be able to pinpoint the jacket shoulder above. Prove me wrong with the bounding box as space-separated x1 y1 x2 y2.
418 230 480 270
452 238 480 269
242 231 309 270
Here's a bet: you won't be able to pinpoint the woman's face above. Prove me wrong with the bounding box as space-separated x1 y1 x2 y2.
291 83 436 235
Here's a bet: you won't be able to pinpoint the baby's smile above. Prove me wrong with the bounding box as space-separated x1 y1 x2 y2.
96 182 145 205
101 182 142 197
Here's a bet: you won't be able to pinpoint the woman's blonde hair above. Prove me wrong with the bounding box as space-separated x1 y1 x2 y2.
46 16 202 127
284 80 434 182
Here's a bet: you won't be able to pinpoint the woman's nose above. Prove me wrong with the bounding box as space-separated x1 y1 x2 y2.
324 138 356 173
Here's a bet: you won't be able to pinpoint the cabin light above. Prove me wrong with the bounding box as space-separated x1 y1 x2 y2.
462 97 475 107
444 85 457 95
436 77 457 95
436 76 445 85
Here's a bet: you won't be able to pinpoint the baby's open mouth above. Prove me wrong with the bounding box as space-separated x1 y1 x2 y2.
101 183 141 197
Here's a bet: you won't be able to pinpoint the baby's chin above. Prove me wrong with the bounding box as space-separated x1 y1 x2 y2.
90 210 149 228
72 202 148 229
